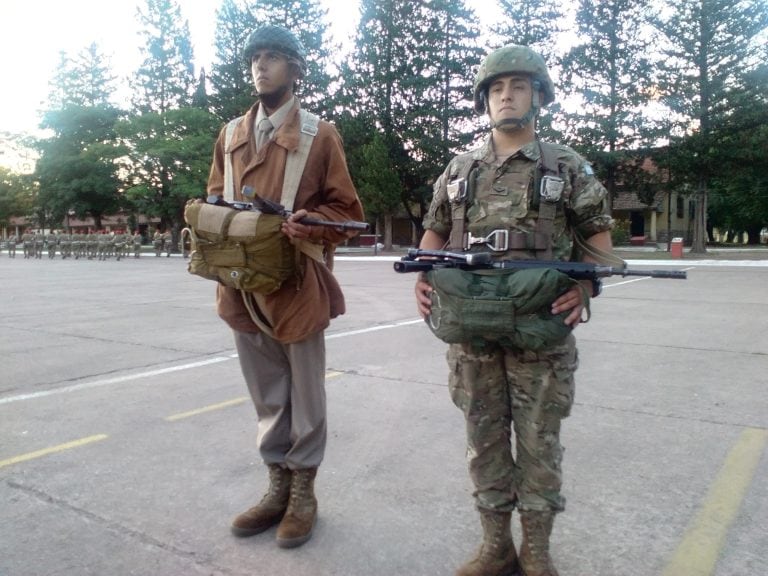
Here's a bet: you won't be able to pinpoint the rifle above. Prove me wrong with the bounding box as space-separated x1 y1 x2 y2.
206 185 370 232
394 248 687 281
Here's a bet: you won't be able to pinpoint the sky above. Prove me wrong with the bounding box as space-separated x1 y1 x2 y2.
0 0 500 140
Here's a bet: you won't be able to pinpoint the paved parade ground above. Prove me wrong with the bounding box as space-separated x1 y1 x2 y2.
1 252 766 576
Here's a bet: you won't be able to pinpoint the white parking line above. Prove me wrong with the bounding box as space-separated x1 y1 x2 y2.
0 357 231 406
0 321 424 406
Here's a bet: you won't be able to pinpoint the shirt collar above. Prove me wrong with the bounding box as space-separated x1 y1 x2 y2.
254 96 296 133
473 135 541 166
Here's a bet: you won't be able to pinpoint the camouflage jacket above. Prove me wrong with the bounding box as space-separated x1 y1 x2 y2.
424 137 613 261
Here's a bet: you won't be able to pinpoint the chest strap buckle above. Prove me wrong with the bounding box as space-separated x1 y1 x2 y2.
466 229 509 252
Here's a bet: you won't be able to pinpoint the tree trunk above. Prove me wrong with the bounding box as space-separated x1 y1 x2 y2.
384 213 393 251
690 178 708 254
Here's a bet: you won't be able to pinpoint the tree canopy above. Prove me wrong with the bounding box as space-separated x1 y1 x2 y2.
3 0 766 249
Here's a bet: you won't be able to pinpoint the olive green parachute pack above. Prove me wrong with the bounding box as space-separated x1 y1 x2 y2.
183 202 298 294
426 267 585 351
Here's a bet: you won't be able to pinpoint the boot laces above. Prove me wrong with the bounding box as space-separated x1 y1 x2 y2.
260 466 290 504
287 470 316 513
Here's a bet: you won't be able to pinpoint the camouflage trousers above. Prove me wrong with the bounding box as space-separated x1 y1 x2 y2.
447 334 578 514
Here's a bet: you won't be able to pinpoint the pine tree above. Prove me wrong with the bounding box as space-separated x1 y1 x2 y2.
342 0 483 238
492 0 564 60
208 0 257 122
560 0 656 209
652 0 768 252
132 0 197 114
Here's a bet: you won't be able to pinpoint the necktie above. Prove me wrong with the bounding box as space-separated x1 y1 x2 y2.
256 117 273 151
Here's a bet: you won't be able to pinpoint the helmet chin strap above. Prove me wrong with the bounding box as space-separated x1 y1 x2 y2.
492 109 537 131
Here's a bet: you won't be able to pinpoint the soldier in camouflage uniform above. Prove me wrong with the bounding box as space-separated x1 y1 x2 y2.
33 232 44 259
153 229 163 257
163 230 173 257
113 230 127 261
87 230 99 259
97 231 110 261
22 230 34 259
132 230 143 258
59 231 71 258
71 232 84 259
46 231 58 259
415 46 614 576
7 233 18 258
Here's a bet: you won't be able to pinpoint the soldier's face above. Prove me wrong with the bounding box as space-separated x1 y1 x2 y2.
251 49 297 103
487 74 533 127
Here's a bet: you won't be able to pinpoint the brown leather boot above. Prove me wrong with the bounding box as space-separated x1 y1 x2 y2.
519 511 559 576
276 467 318 548
456 510 520 576
231 464 291 537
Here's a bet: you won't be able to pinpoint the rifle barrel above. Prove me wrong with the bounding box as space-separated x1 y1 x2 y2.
622 268 688 279
300 217 369 231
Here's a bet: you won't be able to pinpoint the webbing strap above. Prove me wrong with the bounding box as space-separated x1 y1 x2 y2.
223 116 243 202
284 110 325 265
282 109 319 211
535 141 561 260
448 158 478 251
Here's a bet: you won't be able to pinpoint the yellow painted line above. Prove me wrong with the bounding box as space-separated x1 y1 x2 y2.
165 372 345 422
662 427 768 576
0 434 109 469
166 397 249 421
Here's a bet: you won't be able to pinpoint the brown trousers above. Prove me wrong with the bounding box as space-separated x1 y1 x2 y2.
234 329 327 469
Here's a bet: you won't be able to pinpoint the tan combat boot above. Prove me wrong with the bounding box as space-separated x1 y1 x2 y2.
456 510 520 576
231 464 291 537
519 511 559 576
276 467 318 548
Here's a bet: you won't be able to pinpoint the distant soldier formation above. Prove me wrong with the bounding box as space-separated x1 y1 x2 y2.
2 229 178 260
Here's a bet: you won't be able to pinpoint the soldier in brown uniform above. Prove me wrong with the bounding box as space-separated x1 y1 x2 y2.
206 25 364 550
415 46 614 576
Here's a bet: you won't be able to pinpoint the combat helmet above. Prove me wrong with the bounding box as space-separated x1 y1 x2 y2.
473 45 555 120
243 25 307 76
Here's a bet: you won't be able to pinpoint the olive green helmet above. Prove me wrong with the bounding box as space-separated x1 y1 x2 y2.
473 45 555 113
243 25 307 76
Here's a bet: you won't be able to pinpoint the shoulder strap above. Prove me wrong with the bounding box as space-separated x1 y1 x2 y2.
223 116 244 202
538 140 560 178
282 109 325 264
535 141 564 260
448 155 478 251
281 109 320 210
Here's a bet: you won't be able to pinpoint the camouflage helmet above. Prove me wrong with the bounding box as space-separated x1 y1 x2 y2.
243 25 307 76
473 45 555 113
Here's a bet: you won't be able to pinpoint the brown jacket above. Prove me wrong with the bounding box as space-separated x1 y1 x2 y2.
207 100 364 343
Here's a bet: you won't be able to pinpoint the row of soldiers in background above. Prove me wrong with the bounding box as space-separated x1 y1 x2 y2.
2 230 173 260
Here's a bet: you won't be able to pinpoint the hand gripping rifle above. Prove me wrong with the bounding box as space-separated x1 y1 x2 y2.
206 185 370 232
394 248 687 294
